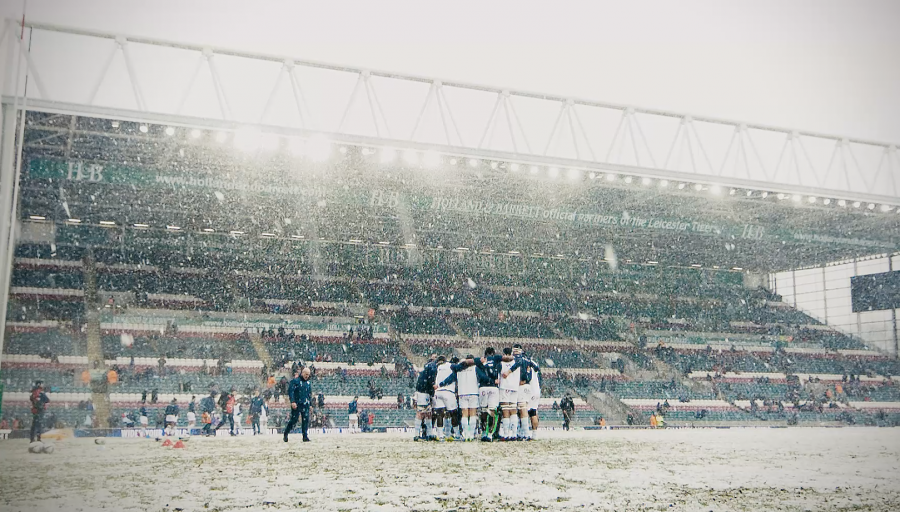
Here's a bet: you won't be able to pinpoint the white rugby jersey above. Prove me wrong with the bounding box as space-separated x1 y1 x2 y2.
436 362 455 392
499 359 520 391
456 364 479 396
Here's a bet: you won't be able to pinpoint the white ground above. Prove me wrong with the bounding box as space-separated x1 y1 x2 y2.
1 428 899 512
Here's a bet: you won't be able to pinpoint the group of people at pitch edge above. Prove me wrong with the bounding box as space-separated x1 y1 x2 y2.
414 344 541 442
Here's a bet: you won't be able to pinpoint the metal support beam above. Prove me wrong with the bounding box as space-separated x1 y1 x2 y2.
0 103 19 357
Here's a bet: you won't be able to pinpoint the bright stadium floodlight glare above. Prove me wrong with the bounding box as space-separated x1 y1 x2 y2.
165 126 175 136
880 204 894 212
133 223 149 228
215 131 227 143
808 196 817 203
823 198 832 205
710 185 722 195
449 158 458 165
567 168 581 181
659 180 668 188
288 137 306 156
641 177 651 186
259 133 280 152
624 176 633 184
677 183 685 189
423 150 440 167
606 173 617 182
530 165 540 175
67 218 81 223
588 172 597 180
380 147 396 163
139 124 149 133
233 127 262 152
729 188 736 196
403 149 419 165
792 194 802 203
339 146 348 154
99 220 116 226
547 167 560 179
510 163 520 172
761 192 769 198
853 201 861 208
307 135 332 161
777 193 786 200
837 199 847 207
202 228 214 232
490 161 498 170
166 225 180 231
732 267 743 271
867 203 876 210
29 215 45 220
746 190 753 197
110 120 119 128
468 158 479 167
190 129 202 139
693 183 703 191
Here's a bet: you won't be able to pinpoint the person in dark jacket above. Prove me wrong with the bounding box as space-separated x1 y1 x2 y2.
29 381 50 442
249 390 267 435
284 367 312 442
164 398 179 436
215 389 236 435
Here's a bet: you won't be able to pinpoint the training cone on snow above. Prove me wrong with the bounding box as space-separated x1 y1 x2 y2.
161 439 173 447
173 440 185 449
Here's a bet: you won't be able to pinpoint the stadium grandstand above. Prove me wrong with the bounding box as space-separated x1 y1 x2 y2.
1 18 899 438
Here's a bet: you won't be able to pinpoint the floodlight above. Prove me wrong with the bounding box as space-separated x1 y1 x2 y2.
641 177 651 186
468 158 479 167
307 135 332 162
380 148 397 163
403 150 418 165
510 163 520 172
190 129 202 139
165 127 175 136
215 131 227 143
139 124 149 133
423 150 441 167
233 127 262 152
547 167 560 179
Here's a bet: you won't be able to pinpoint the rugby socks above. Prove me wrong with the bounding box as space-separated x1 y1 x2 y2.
520 417 531 439
460 418 469 440
510 418 518 439
500 417 509 438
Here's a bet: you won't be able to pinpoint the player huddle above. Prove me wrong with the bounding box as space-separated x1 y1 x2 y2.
414 344 541 442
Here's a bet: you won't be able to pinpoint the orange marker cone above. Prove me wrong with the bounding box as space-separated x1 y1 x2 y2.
173 440 185 449
162 439 173 447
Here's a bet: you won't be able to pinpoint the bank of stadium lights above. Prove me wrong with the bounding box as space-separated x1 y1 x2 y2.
190 129 202 139
133 223 149 229
165 126 175 136
808 196 817 204
67 218 81 224
99 220 116 226
468 158 479 168
233 127 261 152
677 183 685 189
402 149 418 165
449 158 458 165
215 131 227 144
547 167 560 179
423 150 441 168
823 198 831 205
490 161 499 170
791 194 802 203
166 225 181 231
306 135 332 162
761 192 768 198
588 172 596 180
139 124 149 133
624 176 633 184
867 203 876 210
29 215 46 220
710 185 722 195
692 183 702 191
729 188 736 196
202 228 214 233
881 204 895 212
529 165 540 175
110 120 119 129
567 168 581 182
641 177 651 186
852 201 861 208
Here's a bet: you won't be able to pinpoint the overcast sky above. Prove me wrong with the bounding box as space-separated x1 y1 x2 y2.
2 0 899 144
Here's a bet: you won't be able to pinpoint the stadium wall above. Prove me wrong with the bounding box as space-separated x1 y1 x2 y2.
771 253 900 356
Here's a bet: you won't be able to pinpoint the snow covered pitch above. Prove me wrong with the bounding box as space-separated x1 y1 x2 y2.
1 428 898 511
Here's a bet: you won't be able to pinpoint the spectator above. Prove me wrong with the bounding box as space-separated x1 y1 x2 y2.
158 356 167 377
150 389 159 404
80 369 91 387
29 381 50 442
397 392 404 410
107 368 118 385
